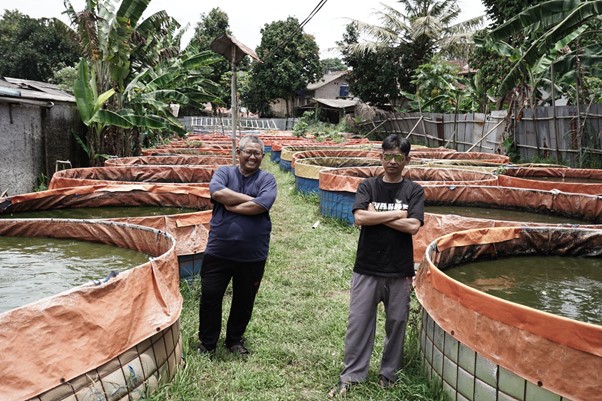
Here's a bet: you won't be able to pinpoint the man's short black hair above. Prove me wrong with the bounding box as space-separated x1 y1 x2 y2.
382 134 411 155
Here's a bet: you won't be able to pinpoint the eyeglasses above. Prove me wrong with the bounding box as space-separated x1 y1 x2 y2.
239 148 264 158
382 153 406 162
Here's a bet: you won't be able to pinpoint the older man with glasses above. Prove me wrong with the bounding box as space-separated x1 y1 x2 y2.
329 134 424 397
198 134 277 357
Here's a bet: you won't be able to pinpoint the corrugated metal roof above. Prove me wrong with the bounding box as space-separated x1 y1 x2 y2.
312 98 358 109
0 77 75 103
307 70 348 91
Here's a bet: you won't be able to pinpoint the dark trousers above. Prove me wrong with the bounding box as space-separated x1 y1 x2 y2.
198 254 265 349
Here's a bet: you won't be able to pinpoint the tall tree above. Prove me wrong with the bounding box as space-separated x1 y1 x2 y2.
338 0 484 107
244 17 322 117
187 8 231 53
337 22 407 108
185 7 233 113
0 10 80 81
321 57 347 74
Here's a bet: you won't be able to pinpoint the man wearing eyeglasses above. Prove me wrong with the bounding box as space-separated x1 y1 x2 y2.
329 134 424 397
198 135 277 357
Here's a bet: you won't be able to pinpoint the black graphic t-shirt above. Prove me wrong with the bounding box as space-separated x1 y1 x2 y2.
352 176 424 277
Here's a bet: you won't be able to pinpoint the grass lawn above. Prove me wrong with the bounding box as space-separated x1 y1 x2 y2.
149 157 446 401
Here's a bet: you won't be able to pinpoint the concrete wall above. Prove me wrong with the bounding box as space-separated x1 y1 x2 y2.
0 101 84 196
314 77 349 99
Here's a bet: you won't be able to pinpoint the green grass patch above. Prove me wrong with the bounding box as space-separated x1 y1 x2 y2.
148 158 447 401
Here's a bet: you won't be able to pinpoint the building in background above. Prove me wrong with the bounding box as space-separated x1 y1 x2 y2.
0 77 84 196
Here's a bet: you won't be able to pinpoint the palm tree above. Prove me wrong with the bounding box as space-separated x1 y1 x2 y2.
345 0 484 62
339 0 484 107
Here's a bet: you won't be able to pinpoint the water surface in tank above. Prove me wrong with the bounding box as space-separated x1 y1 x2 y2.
0 236 150 313
426 205 585 224
445 255 602 325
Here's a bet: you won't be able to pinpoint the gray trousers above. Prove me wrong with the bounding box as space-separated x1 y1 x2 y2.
340 272 413 383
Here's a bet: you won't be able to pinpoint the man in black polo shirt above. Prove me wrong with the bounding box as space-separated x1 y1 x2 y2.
329 134 424 397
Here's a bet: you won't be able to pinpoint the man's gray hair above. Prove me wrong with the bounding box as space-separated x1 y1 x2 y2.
239 135 264 151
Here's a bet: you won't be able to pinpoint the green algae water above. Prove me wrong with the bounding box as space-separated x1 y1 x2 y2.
445 256 602 325
0 206 200 219
0 236 151 313
426 205 586 224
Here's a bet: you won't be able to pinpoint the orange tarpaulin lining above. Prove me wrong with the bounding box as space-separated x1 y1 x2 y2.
104 155 232 166
421 185 602 222
141 147 233 156
414 226 602 401
160 142 232 149
4 184 212 256
295 157 382 179
498 174 602 195
411 151 510 164
48 165 217 190
319 166 499 193
281 145 372 162
500 166 602 195
412 185 602 261
270 138 369 152
0 219 181 401
502 166 602 178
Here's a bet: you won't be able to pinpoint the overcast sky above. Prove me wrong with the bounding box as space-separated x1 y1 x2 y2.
0 0 486 58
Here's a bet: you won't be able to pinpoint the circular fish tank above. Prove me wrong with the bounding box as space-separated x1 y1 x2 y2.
415 184 602 258
290 149 381 175
318 168 602 261
0 185 212 280
104 155 232 167
0 219 183 401
318 166 500 225
141 147 233 156
48 165 217 190
269 140 324 163
414 226 602 401
268 137 368 164
411 150 510 164
498 165 602 195
294 157 382 194
279 143 370 172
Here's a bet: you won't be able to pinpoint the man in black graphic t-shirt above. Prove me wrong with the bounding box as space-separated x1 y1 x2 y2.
329 134 424 397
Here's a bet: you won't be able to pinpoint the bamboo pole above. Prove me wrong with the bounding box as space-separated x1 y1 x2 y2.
466 119 505 152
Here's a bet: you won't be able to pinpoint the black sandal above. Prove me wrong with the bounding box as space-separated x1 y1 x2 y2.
228 343 249 356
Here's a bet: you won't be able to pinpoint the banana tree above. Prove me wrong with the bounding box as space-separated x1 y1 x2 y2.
476 0 602 164
122 51 221 146
63 0 220 164
478 0 602 101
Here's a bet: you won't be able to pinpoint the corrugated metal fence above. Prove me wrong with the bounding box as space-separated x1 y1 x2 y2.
358 104 602 166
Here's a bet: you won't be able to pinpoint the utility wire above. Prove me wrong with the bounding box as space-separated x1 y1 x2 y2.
261 0 328 62
299 0 328 29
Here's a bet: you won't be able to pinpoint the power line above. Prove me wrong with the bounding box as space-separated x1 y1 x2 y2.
262 0 328 62
299 0 328 29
